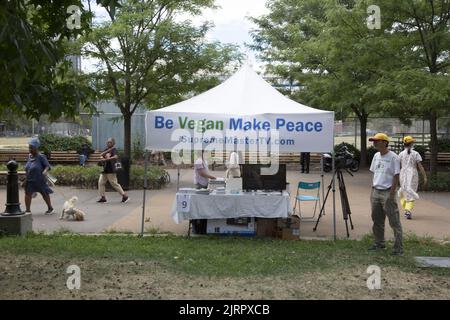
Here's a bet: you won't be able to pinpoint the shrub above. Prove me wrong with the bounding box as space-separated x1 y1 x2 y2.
46 165 168 190
435 138 450 152
132 135 144 161
419 172 450 192
50 165 103 189
129 166 170 189
334 142 360 161
412 145 428 160
163 152 172 161
0 163 169 190
38 134 92 155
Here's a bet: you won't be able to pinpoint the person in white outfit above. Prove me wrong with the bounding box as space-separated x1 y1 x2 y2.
398 136 427 220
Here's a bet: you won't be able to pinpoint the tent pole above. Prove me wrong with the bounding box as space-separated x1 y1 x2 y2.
140 151 148 237
321 154 325 216
177 165 180 191
332 150 336 241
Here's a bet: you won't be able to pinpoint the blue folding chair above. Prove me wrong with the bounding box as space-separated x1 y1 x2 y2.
293 181 321 220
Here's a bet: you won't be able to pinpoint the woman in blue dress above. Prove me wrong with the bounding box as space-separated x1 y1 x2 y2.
23 138 54 214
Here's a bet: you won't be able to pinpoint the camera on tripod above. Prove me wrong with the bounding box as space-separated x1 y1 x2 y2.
323 144 360 173
316 145 356 238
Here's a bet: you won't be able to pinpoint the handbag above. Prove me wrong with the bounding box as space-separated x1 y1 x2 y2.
114 159 123 171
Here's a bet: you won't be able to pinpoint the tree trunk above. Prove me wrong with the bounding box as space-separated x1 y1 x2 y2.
122 112 132 191
429 111 438 177
359 113 368 167
123 112 132 160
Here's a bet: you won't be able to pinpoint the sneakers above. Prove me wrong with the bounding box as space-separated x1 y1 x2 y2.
368 244 403 256
368 243 386 251
45 207 54 215
97 196 129 203
404 211 412 220
97 197 107 203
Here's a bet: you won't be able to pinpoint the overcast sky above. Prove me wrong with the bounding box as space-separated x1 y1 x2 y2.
82 0 269 72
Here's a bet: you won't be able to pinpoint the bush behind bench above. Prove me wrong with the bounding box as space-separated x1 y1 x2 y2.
0 165 170 190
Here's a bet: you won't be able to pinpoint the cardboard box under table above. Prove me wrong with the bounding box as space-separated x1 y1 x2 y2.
256 216 301 240
275 215 301 240
207 218 256 236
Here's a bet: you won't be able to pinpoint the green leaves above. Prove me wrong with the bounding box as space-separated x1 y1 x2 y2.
0 0 95 120
251 0 450 168
80 0 242 158
38 134 92 155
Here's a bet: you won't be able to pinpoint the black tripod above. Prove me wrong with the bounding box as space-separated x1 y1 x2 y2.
313 167 354 238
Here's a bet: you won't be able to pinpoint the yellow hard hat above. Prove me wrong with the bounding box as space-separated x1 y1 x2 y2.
403 136 416 143
369 133 390 142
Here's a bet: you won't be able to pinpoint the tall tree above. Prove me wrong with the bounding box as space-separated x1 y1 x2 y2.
251 0 449 170
375 0 450 176
250 0 400 166
0 0 95 120
81 0 241 161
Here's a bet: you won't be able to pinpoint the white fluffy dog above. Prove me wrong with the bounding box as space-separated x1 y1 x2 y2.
61 196 86 221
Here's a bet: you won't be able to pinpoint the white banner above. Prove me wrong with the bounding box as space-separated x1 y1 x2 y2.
145 111 334 153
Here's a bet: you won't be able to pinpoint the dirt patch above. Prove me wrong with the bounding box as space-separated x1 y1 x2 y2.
0 254 449 299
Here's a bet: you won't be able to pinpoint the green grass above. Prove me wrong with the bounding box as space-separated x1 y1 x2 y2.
0 233 449 277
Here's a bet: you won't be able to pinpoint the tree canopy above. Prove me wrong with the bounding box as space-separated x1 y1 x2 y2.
81 0 242 159
0 0 95 120
250 0 450 171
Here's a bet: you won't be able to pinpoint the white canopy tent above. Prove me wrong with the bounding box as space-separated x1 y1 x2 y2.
145 65 334 153
142 65 337 238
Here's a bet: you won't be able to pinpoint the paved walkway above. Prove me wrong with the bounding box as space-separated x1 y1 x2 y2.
1 168 449 240
0 186 145 233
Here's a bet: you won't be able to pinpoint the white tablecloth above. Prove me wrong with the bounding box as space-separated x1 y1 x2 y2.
171 191 292 223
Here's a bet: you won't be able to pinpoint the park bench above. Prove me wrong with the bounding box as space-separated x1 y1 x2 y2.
0 150 103 165
0 151 29 163
209 151 322 170
423 152 450 169
46 151 103 164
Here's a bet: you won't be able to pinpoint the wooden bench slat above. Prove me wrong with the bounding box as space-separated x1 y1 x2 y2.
0 150 103 165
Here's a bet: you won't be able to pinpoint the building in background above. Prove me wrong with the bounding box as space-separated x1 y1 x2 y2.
91 101 146 151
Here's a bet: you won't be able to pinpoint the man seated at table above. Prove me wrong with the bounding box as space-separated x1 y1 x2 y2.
194 150 217 189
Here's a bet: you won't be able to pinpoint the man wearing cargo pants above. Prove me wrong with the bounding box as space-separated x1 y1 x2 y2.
368 133 403 256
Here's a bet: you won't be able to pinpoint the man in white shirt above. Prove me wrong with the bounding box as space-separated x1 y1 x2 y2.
368 133 403 256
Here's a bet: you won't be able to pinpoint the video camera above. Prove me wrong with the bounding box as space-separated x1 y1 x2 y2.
334 145 359 172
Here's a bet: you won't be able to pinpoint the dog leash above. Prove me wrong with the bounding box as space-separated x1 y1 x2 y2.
46 176 70 201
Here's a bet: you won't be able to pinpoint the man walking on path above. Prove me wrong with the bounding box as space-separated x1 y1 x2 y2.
368 133 403 256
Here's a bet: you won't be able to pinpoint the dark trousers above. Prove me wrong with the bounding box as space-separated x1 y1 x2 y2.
301 152 310 173
192 183 207 234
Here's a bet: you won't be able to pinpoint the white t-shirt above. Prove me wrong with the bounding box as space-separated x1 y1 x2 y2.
194 158 210 187
370 151 401 190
